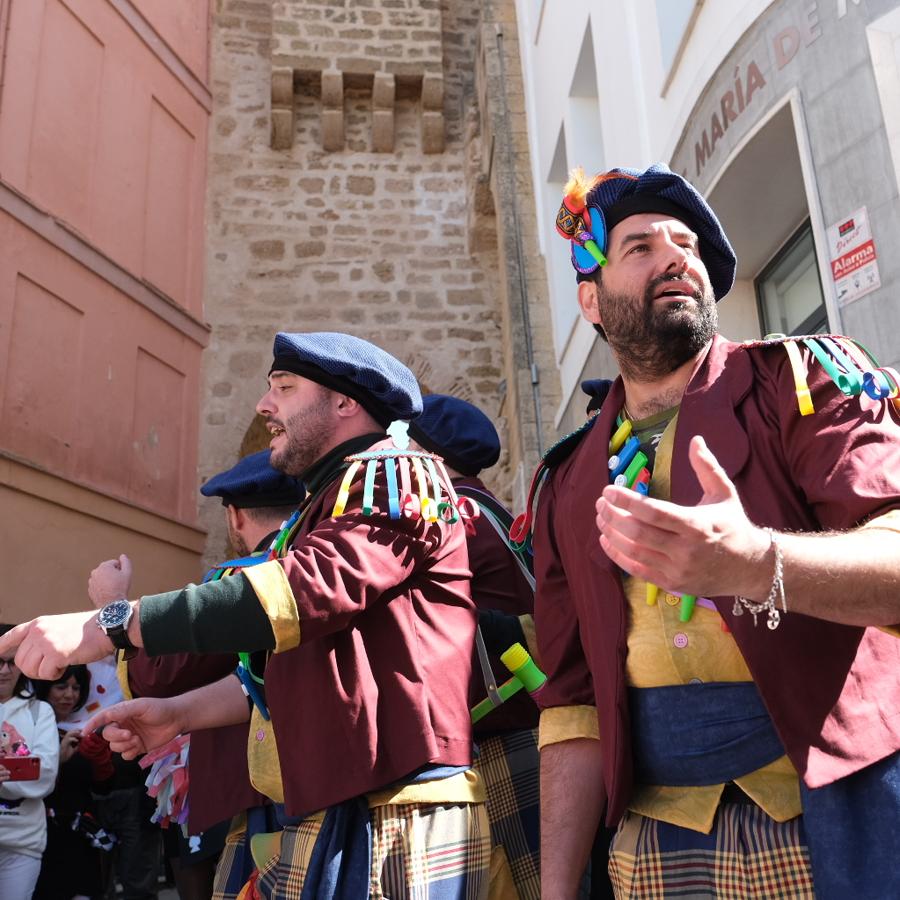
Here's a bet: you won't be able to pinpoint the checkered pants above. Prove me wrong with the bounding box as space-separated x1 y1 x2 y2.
475 729 540 900
608 804 814 899
249 800 490 899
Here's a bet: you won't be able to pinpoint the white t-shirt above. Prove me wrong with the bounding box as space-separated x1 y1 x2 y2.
0 696 60 858
59 656 124 732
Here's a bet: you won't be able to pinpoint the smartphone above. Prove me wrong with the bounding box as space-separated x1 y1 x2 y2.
1 757 40 781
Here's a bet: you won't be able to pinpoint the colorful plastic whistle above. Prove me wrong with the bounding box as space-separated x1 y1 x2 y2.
609 436 640 478
609 419 633 455
623 452 649 489
630 467 651 492
679 594 697 623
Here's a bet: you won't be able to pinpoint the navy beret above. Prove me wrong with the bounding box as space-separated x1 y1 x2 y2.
580 378 613 415
408 394 500 477
270 332 422 426
563 164 736 301
201 450 305 508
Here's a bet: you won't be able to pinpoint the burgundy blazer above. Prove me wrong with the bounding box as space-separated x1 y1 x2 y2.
535 335 900 825
454 476 539 736
264 441 476 817
127 651 267 834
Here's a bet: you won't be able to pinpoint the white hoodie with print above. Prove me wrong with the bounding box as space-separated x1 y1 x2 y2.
0 695 59 858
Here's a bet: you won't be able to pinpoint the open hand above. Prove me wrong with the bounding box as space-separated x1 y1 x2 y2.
595 435 771 599
85 697 185 761
88 555 133 609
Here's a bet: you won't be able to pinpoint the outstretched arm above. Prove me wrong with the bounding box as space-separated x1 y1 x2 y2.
85 674 249 760
596 435 900 626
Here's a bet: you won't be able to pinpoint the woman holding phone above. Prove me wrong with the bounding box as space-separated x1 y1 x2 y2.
0 625 59 900
33 665 115 900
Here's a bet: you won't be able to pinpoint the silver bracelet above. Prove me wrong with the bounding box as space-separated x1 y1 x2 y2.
732 527 786 630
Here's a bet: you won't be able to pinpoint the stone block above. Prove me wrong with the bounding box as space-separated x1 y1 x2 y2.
421 72 443 110
271 67 295 150
271 108 294 150
320 69 344 107
372 72 395 109
321 69 344 151
372 108 394 153
421 110 444 154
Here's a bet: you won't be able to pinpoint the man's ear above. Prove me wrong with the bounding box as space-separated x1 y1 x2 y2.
226 504 244 533
577 280 603 328
334 393 361 419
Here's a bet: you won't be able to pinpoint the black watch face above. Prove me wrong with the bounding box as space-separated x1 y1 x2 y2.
98 599 130 628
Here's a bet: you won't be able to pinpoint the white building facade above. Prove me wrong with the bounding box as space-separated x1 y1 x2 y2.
515 0 900 435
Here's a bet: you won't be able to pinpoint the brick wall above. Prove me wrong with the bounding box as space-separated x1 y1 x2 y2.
201 0 533 560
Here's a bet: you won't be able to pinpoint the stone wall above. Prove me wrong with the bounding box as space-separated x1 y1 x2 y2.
201 0 540 560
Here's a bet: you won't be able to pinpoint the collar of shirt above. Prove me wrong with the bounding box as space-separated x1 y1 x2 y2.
301 432 386 494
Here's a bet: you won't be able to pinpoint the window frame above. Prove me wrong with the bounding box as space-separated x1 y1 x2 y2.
754 220 828 337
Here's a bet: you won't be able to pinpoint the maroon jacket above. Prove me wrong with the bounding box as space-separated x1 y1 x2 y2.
535 335 900 825
265 441 476 817
127 650 267 834
454 476 538 736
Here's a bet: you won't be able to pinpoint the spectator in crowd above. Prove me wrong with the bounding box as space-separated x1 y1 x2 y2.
0 625 59 900
33 666 116 900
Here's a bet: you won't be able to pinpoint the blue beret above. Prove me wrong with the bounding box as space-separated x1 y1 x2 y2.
580 378 613 415
201 450 305 508
270 332 422 426
565 164 736 301
408 394 500 476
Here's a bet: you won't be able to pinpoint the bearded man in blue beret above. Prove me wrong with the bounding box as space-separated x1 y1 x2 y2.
532 165 900 899
3 333 490 898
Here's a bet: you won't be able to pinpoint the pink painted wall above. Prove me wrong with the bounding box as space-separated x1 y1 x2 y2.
0 0 209 320
0 0 211 616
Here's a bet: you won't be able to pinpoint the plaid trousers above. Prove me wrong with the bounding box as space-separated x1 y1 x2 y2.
608 803 814 899
242 799 490 900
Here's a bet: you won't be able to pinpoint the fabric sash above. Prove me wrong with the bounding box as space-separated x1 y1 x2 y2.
629 682 786 786
631 683 900 898
298 764 470 900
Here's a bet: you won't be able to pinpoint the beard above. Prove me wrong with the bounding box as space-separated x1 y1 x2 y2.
267 391 336 477
599 272 718 381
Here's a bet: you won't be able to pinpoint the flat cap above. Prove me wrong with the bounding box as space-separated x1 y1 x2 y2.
409 394 500 477
201 450 305 508
270 332 421 426
559 163 736 300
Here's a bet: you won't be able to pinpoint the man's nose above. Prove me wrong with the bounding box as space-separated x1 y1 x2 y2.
256 391 273 416
662 242 690 274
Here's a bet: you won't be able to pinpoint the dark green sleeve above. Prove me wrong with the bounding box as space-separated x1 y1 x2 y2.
139 573 276 656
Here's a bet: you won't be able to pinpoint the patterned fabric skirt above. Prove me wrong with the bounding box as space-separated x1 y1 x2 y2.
608 804 814 899
475 729 541 900
252 800 490 899
212 814 254 900
213 805 284 900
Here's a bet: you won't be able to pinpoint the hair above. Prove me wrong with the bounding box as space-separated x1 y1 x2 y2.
239 504 300 527
32 665 91 713
0 624 33 699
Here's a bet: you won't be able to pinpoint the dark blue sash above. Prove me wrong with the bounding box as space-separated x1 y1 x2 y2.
629 682 785 786
630 683 900 898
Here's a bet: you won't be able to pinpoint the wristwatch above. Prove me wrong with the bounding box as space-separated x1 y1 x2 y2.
97 599 136 654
